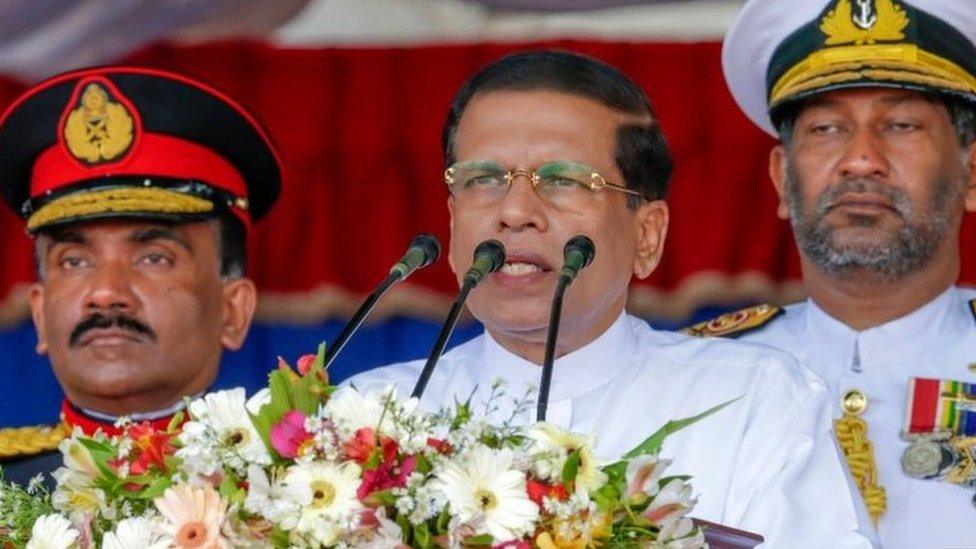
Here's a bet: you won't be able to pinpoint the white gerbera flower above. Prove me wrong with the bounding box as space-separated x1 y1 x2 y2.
178 388 271 475
25 513 78 549
525 422 607 492
432 446 539 542
101 517 168 549
280 461 364 546
325 386 397 437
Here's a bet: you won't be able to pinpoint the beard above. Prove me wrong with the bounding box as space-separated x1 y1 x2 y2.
784 165 961 282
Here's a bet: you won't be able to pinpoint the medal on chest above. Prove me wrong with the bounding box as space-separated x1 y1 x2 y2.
902 377 976 504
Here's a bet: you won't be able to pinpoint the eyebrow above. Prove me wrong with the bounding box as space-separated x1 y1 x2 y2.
130 226 193 253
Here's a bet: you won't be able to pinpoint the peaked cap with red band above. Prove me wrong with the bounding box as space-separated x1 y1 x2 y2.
0 66 282 233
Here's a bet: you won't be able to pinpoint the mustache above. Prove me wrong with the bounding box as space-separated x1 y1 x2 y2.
816 178 911 218
69 313 157 347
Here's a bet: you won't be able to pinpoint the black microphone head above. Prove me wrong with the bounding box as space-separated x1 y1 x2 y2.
474 239 506 274
409 233 441 268
564 235 595 268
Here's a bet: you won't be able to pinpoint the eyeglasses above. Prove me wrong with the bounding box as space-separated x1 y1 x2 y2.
444 159 644 206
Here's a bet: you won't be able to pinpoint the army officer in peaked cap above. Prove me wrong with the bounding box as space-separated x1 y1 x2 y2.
688 0 976 546
0 66 281 486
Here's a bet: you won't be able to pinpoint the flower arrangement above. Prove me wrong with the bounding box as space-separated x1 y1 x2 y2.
1 346 729 548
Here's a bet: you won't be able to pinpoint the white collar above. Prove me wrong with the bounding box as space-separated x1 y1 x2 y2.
476 310 635 402
804 285 964 369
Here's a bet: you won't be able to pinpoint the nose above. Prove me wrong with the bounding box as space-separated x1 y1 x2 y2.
84 261 138 314
837 127 889 180
497 172 549 232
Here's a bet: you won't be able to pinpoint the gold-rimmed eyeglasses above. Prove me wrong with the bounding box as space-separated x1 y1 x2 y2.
444 159 644 206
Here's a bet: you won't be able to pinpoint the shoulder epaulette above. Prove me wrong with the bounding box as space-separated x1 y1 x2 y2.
0 422 69 459
682 304 783 339
969 299 976 327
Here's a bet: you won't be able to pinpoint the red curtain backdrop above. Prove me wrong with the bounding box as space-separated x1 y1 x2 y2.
2 39 974 323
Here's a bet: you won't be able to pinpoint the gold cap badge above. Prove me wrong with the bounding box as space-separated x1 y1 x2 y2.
62 80 135 165
820 0 909 46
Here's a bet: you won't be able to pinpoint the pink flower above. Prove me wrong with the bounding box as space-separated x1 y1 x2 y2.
625 456 671 498
642 478 695 526
269 410 313 459
154 484 228 548
296 354 316 375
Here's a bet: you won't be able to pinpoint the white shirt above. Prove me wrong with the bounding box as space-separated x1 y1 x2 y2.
736 285 976 549
348 312 874 548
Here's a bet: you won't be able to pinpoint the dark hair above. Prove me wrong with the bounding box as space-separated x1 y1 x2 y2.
217 214 246 278
776 92 976 148
442 50 673 206
34 214 247 280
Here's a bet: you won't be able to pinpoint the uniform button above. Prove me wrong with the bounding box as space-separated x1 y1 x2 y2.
842 389 868 415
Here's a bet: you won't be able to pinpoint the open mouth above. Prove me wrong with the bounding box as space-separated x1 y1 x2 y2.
495 252 553 278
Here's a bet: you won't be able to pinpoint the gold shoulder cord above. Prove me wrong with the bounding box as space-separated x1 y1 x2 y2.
0 422 69 459
834 390 886 523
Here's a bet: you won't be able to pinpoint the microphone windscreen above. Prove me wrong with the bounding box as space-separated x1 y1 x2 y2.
410 233 441 268
564 235 595 267
474 239 506 274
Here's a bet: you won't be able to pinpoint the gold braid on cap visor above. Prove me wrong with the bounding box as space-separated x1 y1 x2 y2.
27 186 214 232
770 44 976 108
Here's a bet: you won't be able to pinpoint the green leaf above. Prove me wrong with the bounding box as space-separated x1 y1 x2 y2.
435 505 451 533
623 397 740 459
414 522 431 548
463 533 494 547
561 449 580 488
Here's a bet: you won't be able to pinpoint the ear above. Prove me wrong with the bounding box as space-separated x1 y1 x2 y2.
963 141 976 212
28 283 48 355
219 277 257 351
446 197 458 276
769 145 791 220
632 200 669 280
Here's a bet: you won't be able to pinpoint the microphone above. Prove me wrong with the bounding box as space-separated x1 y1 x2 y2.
464 240 506 286
559 235 595 282
412 240 506 398
390 233 441 280
537 235 595 421
322 234 441 370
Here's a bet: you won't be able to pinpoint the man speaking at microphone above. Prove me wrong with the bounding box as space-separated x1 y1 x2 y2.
348 50 874 546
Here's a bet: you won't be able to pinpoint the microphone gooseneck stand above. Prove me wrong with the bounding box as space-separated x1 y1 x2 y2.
536 235 595 422
412 239 506 399
322 234 440 370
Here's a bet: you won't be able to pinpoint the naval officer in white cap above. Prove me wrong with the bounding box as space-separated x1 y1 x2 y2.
690 0 976 546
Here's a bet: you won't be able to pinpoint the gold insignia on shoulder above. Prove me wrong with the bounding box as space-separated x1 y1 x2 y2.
682 304 783 338
821 0 909 46
0 422 69 459
63 81 135 165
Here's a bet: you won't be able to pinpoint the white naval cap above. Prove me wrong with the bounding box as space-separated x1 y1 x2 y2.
722 0 976 136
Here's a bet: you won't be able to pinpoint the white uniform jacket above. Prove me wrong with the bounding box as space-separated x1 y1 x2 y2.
731 286 976 549
347 312 874 548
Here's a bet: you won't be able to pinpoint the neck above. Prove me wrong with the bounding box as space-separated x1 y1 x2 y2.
802 252 958 331
486 300 625 365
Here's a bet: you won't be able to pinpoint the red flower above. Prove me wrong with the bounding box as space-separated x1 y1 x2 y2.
126 422 175 475
296 354 317 375
426 437 453 455
344 428 378 464
526 479 569 506
357 454 416 500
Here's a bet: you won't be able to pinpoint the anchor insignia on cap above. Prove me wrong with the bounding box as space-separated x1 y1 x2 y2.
821 0 908 46
852 0 878 30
